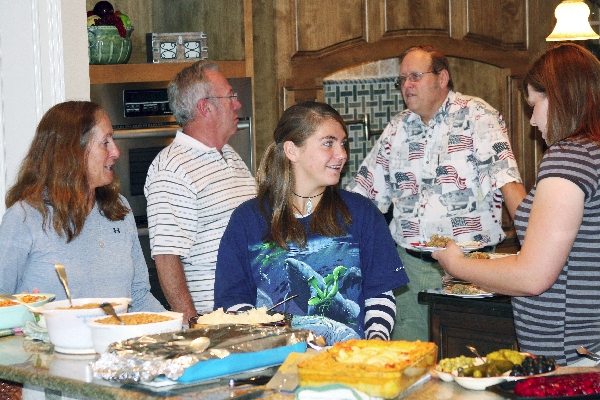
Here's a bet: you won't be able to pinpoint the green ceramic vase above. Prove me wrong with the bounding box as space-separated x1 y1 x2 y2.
88 26 134 65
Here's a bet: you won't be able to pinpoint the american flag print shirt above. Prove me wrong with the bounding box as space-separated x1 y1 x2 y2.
347 91 523 247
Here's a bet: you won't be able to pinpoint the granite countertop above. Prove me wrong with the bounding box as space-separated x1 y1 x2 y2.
2 333 600 399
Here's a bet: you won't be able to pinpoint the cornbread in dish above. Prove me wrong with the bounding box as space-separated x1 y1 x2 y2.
297 339 437 399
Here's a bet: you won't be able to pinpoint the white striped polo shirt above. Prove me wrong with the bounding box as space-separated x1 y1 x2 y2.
145 130 257 312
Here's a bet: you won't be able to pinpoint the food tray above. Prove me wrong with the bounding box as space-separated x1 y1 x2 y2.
488 377 600 399
0 294 55 330
297 340 437 399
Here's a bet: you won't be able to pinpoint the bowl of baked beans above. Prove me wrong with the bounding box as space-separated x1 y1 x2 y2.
40 297 131 354
87 311 183 353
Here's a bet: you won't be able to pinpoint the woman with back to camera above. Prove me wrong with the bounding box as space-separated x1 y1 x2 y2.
214 101 409 345
0 101 164 312
433 43 600 366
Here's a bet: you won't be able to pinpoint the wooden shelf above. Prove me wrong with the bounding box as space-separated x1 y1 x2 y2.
89 61 247 84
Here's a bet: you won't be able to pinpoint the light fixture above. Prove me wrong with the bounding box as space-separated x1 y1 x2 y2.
547 0 600 41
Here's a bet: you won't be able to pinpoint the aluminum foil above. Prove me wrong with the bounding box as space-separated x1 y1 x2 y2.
91 324 317 383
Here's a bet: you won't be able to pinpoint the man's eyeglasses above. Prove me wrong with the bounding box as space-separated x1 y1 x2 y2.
202 93 238 101
394 71 436 89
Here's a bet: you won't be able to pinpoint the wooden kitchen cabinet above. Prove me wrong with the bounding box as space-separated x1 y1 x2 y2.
418 291 519 360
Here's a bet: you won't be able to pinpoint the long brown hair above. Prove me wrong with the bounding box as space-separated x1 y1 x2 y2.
523 42 600 146
6 101 129 242
257 101 352 250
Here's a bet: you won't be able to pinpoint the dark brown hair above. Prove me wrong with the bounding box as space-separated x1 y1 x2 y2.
401 45 454 90
257 101 352 250
523 42 600 146
6 101 129 242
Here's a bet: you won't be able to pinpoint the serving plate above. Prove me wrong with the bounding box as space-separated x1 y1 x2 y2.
453 374 507 390
442 292 495 298
442 283 495 298
0 293 55 330
438 365 559 391
409 242 482 253
487 370 585 399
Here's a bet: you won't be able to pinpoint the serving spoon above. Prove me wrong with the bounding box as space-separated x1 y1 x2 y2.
99 302 125 325
466 345 485 363
169 336 211 359
0 292 41 313
576 346 600 366
54 264 72 308
267 294 298 312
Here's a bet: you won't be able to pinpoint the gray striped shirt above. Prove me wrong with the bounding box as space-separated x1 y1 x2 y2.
513 137 600 365
145 131 256 312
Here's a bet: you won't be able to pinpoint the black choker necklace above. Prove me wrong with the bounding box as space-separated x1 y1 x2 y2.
291 189 325 214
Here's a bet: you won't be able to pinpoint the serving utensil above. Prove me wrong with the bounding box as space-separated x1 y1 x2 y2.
267 294 298 312
229 375 272 387
99 302 125 325
0 292 41 313
54 264 72 308
466 345 485 362
169 336 211 359
576 346 600 366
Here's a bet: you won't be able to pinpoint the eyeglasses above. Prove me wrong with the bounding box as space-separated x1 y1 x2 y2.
395 71 436 89
202 93 238 101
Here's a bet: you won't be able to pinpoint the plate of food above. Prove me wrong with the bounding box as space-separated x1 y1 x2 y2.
445 350 558 391
0 293 55 330
442 283 495 297
465 252 514 259
410 237 482 253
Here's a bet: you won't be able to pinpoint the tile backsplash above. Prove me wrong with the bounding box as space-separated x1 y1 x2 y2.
323 77 405 188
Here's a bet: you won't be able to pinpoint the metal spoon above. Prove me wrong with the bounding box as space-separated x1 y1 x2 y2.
0 292 41 313
54 264 72 308
267 294 298 312
99 302 125 325
466 345 485 362
169 336 211 359
576 346 600 366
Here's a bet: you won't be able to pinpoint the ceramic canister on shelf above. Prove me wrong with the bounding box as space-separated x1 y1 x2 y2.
88 25 134 65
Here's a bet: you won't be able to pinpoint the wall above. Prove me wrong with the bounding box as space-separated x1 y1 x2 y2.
0 0 89 215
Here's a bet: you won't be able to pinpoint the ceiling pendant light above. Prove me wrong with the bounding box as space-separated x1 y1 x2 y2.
547 0 600 41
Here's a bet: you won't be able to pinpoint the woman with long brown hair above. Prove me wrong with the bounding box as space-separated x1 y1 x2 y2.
0 101 163 312
214 101 408 345
433 43 600 366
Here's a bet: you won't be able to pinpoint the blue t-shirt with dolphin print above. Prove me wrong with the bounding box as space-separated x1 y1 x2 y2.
214 189 408 344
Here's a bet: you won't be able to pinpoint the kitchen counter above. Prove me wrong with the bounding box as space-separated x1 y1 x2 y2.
2 333 600 399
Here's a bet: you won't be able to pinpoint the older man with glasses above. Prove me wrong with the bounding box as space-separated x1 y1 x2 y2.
347 46 526 342
144 61 256 323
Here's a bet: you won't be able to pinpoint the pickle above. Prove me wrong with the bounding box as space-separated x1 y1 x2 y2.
490 359 515 374
457 364 487 377
458 360 514 378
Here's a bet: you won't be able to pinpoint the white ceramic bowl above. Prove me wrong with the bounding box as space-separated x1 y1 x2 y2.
452 374 507 390
434 367 455 382
87 311 183 354
0 293 55 330
40 297 130 354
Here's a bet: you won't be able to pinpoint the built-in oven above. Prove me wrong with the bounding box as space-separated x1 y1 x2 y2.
90 78 254 308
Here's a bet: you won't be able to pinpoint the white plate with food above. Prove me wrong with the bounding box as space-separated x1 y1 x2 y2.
409 242 482 253
0 293 55 330
452 374 507 390
442 283 495 297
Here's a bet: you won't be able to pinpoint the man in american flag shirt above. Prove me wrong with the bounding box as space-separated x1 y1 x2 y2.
347 46 526 342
